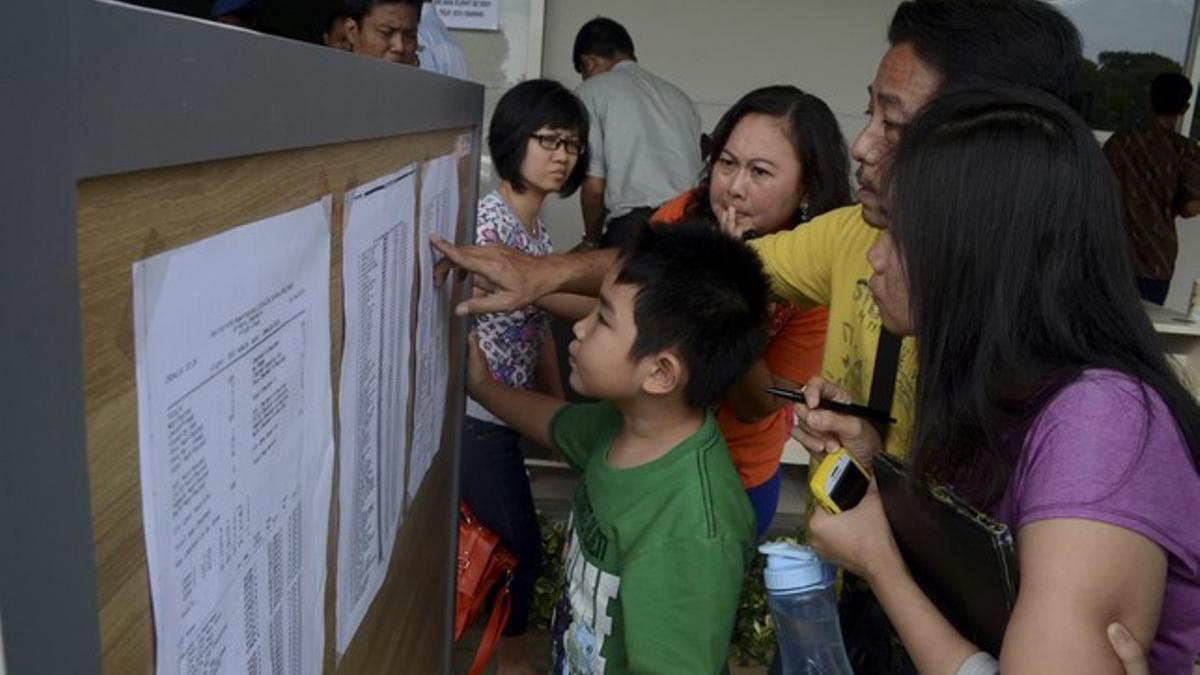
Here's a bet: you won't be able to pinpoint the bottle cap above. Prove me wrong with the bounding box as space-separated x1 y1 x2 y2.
758 542 828 592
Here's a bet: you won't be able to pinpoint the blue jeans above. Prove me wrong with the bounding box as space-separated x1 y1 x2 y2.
1136 277 1171 305
459 416 542 636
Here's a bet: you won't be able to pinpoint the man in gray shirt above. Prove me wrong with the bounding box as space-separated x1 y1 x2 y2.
572 17 703 248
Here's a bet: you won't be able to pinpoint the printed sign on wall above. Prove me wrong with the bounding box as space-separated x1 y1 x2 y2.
434 0 499 31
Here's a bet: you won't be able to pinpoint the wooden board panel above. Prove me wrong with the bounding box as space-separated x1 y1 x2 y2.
76 128 473 675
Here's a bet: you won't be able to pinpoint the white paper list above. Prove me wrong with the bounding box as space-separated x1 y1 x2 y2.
132 200 334 675
408 152 461 506
335 165 418 653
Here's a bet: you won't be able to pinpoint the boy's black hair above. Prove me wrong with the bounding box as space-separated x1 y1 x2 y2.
1150 72 1193 116
572 17 635 73
888 0 1084 110
343 0 421 23
489 79 590 197
615 219 769 409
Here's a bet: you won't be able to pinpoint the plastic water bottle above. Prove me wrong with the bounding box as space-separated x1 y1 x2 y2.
760 542 855 675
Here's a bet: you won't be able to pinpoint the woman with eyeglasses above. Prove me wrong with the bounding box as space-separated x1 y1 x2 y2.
460 78 589 675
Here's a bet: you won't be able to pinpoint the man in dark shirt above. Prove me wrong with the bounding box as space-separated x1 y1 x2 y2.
1104 72 1200 304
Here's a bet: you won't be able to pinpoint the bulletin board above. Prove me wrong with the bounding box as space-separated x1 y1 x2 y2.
0 1 482 673
78 129 474 675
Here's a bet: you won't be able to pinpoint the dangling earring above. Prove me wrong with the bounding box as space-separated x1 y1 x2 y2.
799 202 811 222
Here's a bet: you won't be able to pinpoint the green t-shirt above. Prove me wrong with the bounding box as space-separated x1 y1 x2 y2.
547 401 755 674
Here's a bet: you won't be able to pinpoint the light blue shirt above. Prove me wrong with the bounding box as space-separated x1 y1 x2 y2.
575 61 702 221
418 3 468 80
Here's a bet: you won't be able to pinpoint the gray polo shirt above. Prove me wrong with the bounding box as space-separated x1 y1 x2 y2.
575 60 703 221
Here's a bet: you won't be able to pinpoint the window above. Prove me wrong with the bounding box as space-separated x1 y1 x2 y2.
1049 0 1197 132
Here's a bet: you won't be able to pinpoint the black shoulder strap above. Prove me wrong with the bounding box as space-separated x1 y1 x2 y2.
867 328 902 440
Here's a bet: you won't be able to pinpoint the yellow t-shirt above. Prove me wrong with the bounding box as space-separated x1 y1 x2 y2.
749 204 918 458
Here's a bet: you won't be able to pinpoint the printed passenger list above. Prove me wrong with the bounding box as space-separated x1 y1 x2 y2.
408 151 460 507
132 200 334 675
335 165 418 653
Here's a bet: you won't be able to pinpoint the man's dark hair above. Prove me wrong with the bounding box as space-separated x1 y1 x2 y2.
210 0 258 26
489 79 590 196
693 85 852 225
1150 72 1193 117
888 0 1084 110
615 220 769 409
323 7 350 33
343 0 421 23
888 86 1200 504
572 17 635 74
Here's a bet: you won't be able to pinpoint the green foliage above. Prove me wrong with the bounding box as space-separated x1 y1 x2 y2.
1082 51 1184 131
730 535 803 666
730 549 775 666
529 512 568 630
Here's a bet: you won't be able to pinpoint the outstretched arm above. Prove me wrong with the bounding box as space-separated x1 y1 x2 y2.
536 293 598 322
431 235 617 315
466 332 565 449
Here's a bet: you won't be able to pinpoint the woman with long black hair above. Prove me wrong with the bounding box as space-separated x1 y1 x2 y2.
803 87 1200 674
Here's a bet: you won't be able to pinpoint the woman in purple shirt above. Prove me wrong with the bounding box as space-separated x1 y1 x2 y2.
799 87 1200 674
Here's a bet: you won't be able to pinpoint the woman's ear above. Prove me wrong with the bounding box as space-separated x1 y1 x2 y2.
641 351 686 398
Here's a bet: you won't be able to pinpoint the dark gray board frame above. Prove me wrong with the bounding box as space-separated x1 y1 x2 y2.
0 1 482 672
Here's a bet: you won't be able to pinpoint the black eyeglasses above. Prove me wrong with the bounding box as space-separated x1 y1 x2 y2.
531 133 586 156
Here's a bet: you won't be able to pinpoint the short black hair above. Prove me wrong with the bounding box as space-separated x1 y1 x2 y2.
615 220 769 409
888 0 1084 110
343 0 421 23
572 17 635 74
489 79 590 196
211 0 258 26
323 8 350 33
1150 72 1193 116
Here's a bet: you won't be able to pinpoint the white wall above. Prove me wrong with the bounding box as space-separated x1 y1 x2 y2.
451 1 1200 311
470 0 902 247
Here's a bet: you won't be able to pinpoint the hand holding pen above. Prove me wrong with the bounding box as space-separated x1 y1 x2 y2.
772 376 886 467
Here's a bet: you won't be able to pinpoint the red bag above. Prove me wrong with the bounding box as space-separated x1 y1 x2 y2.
455 501 519 675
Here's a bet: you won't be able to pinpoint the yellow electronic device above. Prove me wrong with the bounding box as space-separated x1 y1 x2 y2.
809 448 871 514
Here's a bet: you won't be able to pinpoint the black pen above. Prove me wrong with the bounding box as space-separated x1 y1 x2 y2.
763 386 897 426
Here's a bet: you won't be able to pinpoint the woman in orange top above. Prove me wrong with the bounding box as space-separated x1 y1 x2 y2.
651 85 852 538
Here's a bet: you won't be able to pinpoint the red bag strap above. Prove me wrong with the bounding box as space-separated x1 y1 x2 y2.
467 571 513 675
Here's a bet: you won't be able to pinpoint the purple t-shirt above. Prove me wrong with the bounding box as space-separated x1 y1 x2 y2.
990 370 1200 674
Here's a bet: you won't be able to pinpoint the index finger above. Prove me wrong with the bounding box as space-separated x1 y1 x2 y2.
430 234 465 266
802 376 825 409
432 255 455 287
717 205 737 237
454 290 525 317
803 375 854 407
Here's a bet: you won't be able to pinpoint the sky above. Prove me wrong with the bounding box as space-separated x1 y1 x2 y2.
1049 0 1193 66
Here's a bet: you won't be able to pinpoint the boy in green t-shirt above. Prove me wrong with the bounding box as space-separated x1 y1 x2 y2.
466 221 767 674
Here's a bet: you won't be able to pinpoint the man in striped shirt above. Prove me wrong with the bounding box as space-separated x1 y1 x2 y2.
1104 72 1200 304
